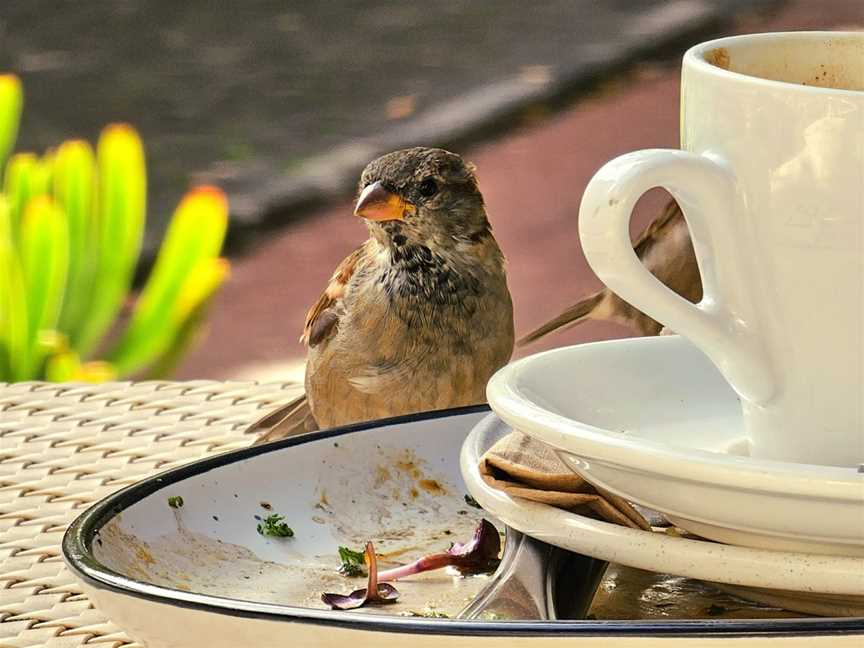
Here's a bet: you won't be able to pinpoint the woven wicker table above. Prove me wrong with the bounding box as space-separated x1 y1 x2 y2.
0 380 302 648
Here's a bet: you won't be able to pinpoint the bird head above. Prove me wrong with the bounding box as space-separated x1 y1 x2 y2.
354 147 489 248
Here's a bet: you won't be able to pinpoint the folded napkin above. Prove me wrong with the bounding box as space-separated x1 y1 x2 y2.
479 431 651 530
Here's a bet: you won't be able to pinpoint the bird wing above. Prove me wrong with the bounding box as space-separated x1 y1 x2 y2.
301 245 365 347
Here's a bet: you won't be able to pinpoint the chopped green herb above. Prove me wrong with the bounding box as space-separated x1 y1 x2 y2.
256 513 294 538
338 545 367 577
464 494 481 509
339 562 364 578
400 609 450 618
168 495 184 509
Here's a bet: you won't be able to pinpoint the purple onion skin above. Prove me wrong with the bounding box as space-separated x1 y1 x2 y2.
321 590 365 610
321 520 500 609
322 541 400 610
321 584 399 610
377 519 500 582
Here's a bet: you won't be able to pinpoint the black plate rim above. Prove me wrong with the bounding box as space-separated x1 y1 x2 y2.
62 405 864 638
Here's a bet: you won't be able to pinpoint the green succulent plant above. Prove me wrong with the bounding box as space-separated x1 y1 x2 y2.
0 73 229 382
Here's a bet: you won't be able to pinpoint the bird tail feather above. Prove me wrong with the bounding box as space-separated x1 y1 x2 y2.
250 393 319 445
517 291 605 346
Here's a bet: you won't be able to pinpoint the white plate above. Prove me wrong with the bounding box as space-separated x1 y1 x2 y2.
63 407 864 647
486 336 864 556
461 413 864 608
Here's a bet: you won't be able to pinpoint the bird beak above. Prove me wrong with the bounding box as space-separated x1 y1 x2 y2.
354 181 416 221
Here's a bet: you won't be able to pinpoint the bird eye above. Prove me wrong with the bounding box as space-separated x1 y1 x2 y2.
418 177 438 197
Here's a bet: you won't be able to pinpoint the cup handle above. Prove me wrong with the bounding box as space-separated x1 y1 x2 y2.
579 149 774 403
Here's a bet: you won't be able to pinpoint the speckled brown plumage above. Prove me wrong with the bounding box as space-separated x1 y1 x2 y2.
255 148 513 444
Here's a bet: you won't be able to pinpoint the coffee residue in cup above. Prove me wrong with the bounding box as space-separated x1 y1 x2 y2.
704 47 730 70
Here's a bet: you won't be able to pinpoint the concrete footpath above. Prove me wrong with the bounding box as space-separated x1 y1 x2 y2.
176 0 863 380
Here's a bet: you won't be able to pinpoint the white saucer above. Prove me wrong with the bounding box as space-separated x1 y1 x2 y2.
487 336 864 556
461 413 864 613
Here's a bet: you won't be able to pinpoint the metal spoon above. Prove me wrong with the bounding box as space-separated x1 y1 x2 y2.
458 526 608 621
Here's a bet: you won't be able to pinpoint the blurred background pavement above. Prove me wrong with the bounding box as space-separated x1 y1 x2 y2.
2 0 861 382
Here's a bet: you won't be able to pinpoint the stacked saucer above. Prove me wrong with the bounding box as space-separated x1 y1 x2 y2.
464 335 864 615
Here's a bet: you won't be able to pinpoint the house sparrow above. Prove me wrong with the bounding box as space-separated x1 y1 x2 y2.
254 148 514 443
519 199 701 344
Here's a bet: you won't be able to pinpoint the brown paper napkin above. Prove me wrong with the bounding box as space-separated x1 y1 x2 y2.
480 431 651 530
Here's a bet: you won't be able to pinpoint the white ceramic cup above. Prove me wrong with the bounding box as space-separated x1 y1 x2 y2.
578 32 863 467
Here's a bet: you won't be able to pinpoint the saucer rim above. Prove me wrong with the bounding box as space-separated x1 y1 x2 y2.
488 336 862 502
460 412 864 597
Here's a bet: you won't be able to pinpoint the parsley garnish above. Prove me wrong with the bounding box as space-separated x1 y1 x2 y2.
168 495 184 509
338 545 366 576
257 513 294 538
401 609 450 618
